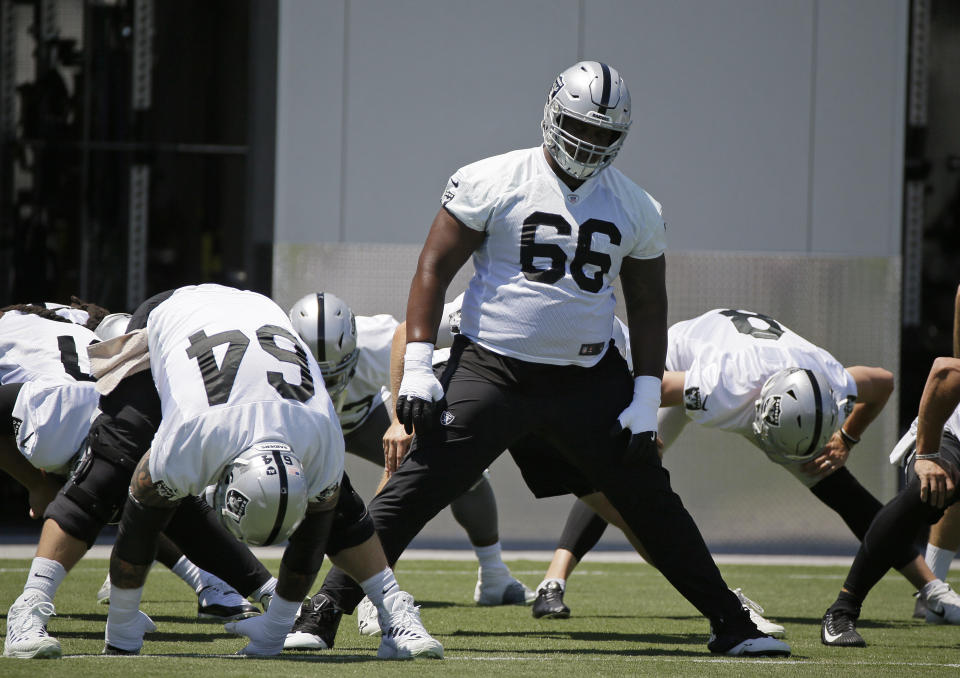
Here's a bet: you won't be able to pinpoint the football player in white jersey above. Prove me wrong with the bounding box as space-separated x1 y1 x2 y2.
294 62 790 658
821 286 960 646
286 293 532 625
1 304 278 660
58 285 439 659
530 309 959 625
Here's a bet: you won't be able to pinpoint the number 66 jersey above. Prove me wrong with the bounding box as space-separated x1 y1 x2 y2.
145 284 344 501
442 146 666 367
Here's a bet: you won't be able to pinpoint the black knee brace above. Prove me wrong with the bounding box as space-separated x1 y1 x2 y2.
44 440 138 546
325 473 375 556
114 494 177 566
810 468 884 541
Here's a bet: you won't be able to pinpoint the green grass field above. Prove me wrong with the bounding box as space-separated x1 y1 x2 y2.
1 557 958 677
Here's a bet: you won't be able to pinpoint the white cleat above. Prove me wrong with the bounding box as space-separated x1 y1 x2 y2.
357 596 381 636
922 580 960 625
3 590 61 659
376 592 443 659
104 610 157 655
732 587 785 637
473 568 536 606
97 574 111 605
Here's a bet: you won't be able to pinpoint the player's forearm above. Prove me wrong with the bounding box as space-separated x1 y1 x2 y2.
388 323 407 422
916 357 960 453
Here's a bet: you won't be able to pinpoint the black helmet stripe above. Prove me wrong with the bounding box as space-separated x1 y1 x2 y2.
316 293 326 362
263 450 290 546
802 369 823 459
598 62 612 114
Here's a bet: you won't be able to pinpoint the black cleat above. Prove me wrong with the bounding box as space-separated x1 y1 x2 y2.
532 582 570 619
821 608 866 647
283 592 343 650
102 643 139 655
197 584 260 621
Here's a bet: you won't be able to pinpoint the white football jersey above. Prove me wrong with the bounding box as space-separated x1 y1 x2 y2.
442 146 666 367
666 309 856 436
145 284 344 500
0 312 101 471
339 314 398 435
0 312 97 384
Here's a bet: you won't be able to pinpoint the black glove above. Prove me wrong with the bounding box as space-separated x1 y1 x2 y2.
396 396 445 435
609 424 658 468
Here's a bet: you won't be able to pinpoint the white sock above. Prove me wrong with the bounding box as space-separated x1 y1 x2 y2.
475 543 509 577
104 585 147 651
359 567 399 608
250 577 277 603
108 585 144 622
925 544 957 583
24 557 67 601
170 556 205 593
536 577 565 592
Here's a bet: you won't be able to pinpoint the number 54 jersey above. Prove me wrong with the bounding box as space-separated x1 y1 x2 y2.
145 284 344 501
442 146 666 367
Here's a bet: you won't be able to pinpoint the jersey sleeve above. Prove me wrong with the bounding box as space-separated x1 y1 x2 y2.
440 160 503 232
625 188 667 260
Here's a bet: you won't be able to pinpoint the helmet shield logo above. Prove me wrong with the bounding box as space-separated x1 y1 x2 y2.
548 75 564 101
762 396 782 427
223 489 250 523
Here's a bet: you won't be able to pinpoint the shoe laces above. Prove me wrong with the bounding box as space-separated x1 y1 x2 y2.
732 588 765 615
385 596 427 637
10 599 56 637
826 609 857 633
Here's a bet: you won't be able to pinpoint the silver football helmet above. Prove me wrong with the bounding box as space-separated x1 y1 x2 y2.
213 441 309 546
288 292 359 410
542 61 632 180
94 313 132 341
752 368 839 463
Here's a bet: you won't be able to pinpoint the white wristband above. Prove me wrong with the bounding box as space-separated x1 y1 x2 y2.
403 341 435 371
633 375 662 409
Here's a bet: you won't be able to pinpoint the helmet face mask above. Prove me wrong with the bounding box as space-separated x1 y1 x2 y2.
213 441 309 546
288 292 359 410
752 367 840 464
542 61 631 181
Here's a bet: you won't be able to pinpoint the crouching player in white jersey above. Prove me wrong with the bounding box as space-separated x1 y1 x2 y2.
1 305 275 659
291 61 789 657
530 308 959 631
90 284 440 658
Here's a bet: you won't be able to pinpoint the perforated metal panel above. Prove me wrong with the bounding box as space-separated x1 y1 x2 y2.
274 244 902 554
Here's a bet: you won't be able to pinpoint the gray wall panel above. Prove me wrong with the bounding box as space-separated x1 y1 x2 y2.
810 0 908 255
275 0 345 244
342 0 579 244
588 0 815 253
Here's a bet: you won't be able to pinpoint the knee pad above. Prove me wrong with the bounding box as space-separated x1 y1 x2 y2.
44 441 137 547
325 475 375 556
114 495 176 566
